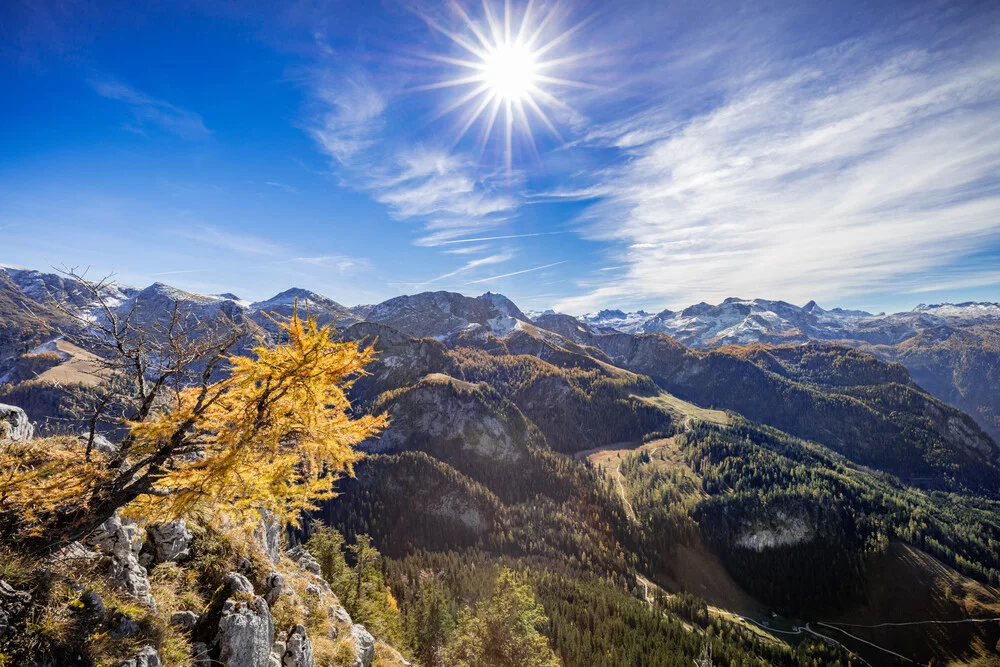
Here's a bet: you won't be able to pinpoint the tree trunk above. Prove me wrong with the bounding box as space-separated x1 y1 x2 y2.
19 478 152 557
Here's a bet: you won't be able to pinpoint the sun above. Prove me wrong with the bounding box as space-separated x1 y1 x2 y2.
482 43 538 102
414 1 592 172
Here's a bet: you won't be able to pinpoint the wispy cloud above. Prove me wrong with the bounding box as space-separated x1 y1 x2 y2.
439 231 567 244
307 74 386 163
468 261 567 285
89 79 211 139
179 225 281 255
414 252 512 289
303 73 520 245
554 34 1000 313
291 255 369 274
265 181 299 194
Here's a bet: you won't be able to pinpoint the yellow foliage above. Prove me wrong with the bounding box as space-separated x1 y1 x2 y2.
0 308 387 539
0 437 114 536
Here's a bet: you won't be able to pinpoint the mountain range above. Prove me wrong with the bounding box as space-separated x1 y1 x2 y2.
3 263 1000 664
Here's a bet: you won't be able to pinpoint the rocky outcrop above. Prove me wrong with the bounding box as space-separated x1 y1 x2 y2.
352 624 375 667
216 595 275 667
0 403 32 442
147 520 193 564
86 513 155 608
286 546 321 576
280 624 315 667
265 571 285 605
256 510 283 563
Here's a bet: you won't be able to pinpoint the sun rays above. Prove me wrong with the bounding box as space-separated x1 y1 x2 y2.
414 0 593 173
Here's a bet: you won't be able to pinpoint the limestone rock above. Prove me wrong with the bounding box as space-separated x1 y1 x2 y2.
223 571 255 596
148 520 193 563
170 610 199 631
265 571 284 605
87 513 141 560
333 605 352 626
119 645 161 667
256 510 282 563
86 513 155 608
0 403 32 442
281 624 315 667
286 546 321 576
270 630 287 667
216 596 274 667
351 624 375 667
79 433 118 456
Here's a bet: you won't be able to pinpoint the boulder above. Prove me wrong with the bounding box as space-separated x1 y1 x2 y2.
333 605 352 626
78 590 105 615
281 624 315 667
110 615 141 639
286 546 321 576
170 610 200 632
119 645 161 667
147 520 193 563
351 624 375 667
80 433 118 456
0 403 32 442
216 596 275 667
222 571 255 596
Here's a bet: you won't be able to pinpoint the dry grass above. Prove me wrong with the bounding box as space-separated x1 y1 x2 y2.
634 390 729 426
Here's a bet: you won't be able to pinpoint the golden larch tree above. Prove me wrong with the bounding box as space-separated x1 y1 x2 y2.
0 300 386 555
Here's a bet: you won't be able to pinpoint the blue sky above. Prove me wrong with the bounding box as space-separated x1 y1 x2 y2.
1 0 998 315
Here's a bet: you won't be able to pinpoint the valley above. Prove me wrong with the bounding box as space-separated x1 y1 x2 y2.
1 265 1000 666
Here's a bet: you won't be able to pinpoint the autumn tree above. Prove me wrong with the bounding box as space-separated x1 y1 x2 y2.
441 568 560 667
0 271 386 555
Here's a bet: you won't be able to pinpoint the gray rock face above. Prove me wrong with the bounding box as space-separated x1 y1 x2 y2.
265 571 284 605
256 510 283 563
281 624 315 667
86 513 156 608
222 571 255 596
270 630 287 667
119 645 161 667
148 520 193 563
216 596 275 667
0 403 33 442
286 546 321 576
352 624 375 667
333 605 352 626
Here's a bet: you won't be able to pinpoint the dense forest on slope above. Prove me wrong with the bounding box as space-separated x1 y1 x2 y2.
621 420 1000 612
589 334 1000 493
